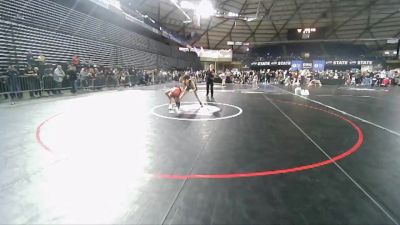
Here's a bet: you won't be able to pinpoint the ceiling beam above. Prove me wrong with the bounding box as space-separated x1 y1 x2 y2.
328 0 340 39
394 30 400 38
206 17 213 49
325 0 380 38
214 0 249 48
353 10 398 41
243 21 254 33
217 0 235 8
261 2 281 42
158 1 161 21
368 6 381 49
308 0 340 28
368 30 382 49
294 0 305 28
238 1 276 49
269 0 309 41
191 19 230 45
160 7 179 21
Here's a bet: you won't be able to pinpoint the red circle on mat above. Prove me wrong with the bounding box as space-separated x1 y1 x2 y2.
35 100 364 179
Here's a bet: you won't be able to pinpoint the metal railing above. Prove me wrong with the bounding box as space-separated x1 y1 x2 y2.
1 74 174 101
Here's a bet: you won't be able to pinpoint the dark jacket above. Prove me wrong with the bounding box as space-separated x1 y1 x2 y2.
7 67 19 78
206 69 215 81
67 69 78 80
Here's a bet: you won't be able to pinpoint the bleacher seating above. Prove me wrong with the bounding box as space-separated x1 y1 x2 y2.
0 0 200 74
324 43 367 58
286 43 324 58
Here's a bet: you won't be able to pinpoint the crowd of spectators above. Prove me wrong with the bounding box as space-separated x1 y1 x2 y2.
2 50 400 105
208 68 400 88
0 51 188 104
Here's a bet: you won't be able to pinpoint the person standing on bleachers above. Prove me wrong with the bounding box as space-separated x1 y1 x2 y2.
26 50 34 68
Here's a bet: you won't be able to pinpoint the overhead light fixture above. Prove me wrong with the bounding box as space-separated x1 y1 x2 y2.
245 17 257 22
180 1 195 10
195 0 216 18
227 12 238 17
168 0 192 21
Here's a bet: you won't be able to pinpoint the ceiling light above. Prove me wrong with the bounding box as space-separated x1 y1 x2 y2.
180 1 195 10
227 12 238 17
246 17 257 22
195 0 216 18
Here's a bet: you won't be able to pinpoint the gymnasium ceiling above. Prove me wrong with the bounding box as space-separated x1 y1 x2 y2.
121 0 400 50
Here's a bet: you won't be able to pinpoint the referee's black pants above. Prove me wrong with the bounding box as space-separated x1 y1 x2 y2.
206 79 214 97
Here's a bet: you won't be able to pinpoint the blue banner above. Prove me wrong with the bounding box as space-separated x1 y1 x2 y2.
313 60 325 71
290 60 303 71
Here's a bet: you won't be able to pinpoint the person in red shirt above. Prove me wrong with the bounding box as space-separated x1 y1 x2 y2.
72 55 80 69
165 86 182 110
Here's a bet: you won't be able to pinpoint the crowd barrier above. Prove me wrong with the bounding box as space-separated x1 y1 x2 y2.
0 74 172 99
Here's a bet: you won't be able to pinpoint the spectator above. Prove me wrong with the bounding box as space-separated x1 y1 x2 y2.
79 67 90 88
144 71 149 85
87 57 94 68
105 68 114 87
37 52 46 77
24 66 40 98
26 50 34 67
220 70 227 86
53 65 65 94
120 69 129 87
67 65 78 93
93 68 104 89
7 65 22 104
112 67 121 87
72 55 80 71
378 69 387 86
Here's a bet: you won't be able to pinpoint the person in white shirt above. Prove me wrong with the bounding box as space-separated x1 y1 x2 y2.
220 72 226 86
379 70 387 86
53 65 65 94
80 67 90 88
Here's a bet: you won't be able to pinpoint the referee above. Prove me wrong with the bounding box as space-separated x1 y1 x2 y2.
206 64 215 98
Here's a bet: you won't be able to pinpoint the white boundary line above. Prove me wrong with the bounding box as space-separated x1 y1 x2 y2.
272 85 400 137
337 87 389 92
150 102 243 121
263 94 399 225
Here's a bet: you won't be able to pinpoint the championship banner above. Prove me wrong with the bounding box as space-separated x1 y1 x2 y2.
290 60 303 71
313 60 325 71
198 49 232 62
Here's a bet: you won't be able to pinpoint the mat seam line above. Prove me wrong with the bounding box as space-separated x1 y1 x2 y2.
160 111 221 225
263 94 399 225
270 85 400 137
